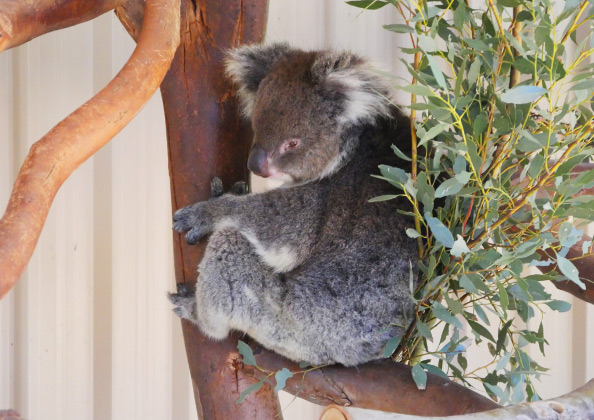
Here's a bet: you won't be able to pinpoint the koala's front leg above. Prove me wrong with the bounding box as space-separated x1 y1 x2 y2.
173 178 248 244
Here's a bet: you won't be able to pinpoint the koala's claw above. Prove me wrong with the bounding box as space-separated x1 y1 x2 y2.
173 209 193 233
168 284 197 321
185 226 208 244
173 202 212 243
231 181 250 195
211 177 224 198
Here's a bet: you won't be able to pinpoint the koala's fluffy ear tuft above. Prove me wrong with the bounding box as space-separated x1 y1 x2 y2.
225 43 292 117
311 51 395 125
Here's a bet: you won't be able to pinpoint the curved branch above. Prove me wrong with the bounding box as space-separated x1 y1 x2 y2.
0 0 126 53
0 0 180 299
245 342 499 416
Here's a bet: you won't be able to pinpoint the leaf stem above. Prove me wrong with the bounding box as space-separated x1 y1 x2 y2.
561 0 589 44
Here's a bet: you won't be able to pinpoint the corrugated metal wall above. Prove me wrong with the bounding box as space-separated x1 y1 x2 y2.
0 2 593 419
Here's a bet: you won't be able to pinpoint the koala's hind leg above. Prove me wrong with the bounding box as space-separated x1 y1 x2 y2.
168 283 198 322
192 228 285 341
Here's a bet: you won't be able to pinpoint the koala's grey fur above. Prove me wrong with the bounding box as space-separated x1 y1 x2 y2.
170 43 418 366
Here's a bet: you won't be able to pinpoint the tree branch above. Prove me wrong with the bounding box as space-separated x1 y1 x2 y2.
114 0 145 42
337 379 594 419
0 0 126 53
244 341 499 416
159 0 274 417
0 0 180 299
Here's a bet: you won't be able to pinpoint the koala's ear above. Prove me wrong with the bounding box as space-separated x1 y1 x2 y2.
311 51 394 125
225 43 292 117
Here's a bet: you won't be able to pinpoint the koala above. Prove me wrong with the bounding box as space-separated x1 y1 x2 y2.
169 43 418 366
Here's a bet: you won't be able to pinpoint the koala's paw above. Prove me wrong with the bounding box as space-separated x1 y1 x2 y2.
168 284 197 321
211 177 224 198
173 202 211 245
230 181 250 196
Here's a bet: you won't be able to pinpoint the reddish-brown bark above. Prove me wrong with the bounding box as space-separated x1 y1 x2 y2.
0 411 22 420
249 344 500 416
0 0 180 299
0 0 125 53
114 0 145 43
158 1 278 418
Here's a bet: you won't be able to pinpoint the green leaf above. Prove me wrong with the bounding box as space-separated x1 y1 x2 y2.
237 340 257 366
451 234 471 258
432 301 463 329
545 300 572 312
501 86 548 104
400 84 437 97
406 228 421 238
236 380 264 403
383 335 402 357
496 319 513 354
411 364 427 390
466 141 483 176
453 2 467 30
416 320 433 341
444 292 464 314
528 154 545 179
379 164 408 185
435 178 463 198
497 280 509 312
467 319 496 342
369 195 398 202
345 0 389 10
557 256 585 289
467 59 482 87
391 144 412 161
421 363 449 380
569 79 594 91
419 124 451 147
274 368 294 393
460 275 479 294
427 55 448 90
425 212 455 248
475 303 490 326
473 112 488 138
383 23 414 33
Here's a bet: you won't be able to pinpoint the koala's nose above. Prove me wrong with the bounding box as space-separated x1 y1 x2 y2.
247 145 270 177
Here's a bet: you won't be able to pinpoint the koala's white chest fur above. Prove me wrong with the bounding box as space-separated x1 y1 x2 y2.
215 217 297 273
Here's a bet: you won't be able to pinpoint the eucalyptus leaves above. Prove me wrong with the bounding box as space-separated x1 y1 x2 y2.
350 0 594 403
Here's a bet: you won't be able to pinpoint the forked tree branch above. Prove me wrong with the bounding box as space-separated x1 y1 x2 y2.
0 0 180 299
0 0 126 53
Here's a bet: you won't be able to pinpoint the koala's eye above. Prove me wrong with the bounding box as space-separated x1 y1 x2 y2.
282 138 300 152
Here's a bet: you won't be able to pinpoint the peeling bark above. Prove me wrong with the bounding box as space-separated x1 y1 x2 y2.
0 0 125 53
0 0 180 299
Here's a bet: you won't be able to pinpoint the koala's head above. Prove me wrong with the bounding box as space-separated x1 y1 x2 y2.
226 43 394 185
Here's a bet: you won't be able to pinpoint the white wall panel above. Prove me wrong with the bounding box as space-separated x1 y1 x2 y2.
0 48 15 411
1 2 593 420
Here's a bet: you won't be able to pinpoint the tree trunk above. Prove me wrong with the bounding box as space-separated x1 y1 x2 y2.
158 1 278 418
